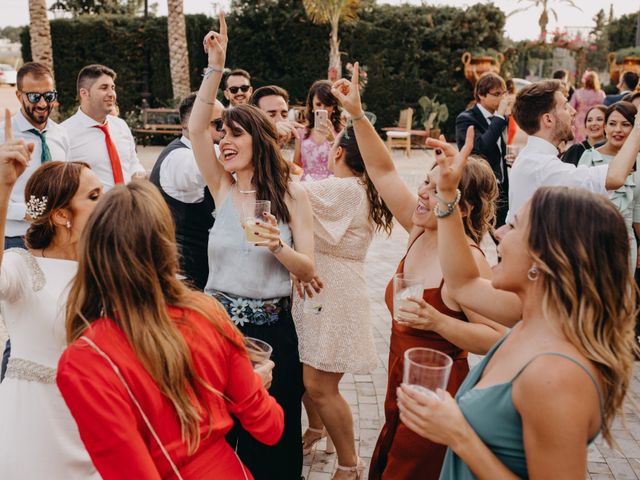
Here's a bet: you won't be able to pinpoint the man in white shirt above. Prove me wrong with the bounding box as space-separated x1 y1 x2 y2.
149 93 223 290
503 79 640 232
0 62 70 249
62 64 145 190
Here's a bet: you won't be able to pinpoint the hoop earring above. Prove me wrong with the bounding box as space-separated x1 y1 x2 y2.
527 265 539 281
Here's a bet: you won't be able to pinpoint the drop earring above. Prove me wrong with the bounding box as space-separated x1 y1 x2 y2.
527 265 539 281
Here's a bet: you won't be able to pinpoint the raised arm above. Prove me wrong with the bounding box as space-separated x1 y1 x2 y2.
426 130 522 326
605 114 640 190
0 110 31 268
332 64 417 232
188 13 233 201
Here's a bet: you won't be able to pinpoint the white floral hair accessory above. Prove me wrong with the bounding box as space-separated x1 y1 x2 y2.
25 195 48 220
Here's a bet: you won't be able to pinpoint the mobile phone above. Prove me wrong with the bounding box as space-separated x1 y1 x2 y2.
314 109 328 126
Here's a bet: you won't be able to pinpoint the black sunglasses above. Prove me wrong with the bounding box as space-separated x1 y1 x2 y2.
211 118 223 131
22 90 58 104
227 85 251 94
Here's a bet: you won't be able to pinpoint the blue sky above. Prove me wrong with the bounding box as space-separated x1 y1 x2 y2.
3 0 639 42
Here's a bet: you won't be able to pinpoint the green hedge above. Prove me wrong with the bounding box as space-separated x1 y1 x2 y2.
22 1 506 136
607 13 638 53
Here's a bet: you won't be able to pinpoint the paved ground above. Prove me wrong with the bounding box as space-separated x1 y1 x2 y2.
1 138 639 478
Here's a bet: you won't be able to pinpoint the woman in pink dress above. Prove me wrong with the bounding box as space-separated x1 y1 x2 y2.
294 80 343 181
570 71 605 143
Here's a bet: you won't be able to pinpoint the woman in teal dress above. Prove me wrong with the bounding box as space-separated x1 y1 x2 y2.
578 101 640 267
396 124 640 479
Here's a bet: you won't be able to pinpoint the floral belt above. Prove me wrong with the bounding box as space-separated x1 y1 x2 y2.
210 290 290 327
6 357 56 384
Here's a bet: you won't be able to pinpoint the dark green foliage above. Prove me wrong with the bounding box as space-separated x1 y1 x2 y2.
21 1 505 135
607 12 638 52
0 26 25 43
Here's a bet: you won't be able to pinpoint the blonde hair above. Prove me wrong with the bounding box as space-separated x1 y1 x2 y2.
66 182 245 453
458 156 498 244
527 186 637 446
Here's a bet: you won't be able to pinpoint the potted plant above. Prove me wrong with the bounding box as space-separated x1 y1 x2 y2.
418 95 449 139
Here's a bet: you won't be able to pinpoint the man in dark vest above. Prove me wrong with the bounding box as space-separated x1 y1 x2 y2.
150 93 224 289
455 72 515 227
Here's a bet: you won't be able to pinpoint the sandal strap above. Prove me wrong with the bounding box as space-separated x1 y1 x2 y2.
306 427 325 434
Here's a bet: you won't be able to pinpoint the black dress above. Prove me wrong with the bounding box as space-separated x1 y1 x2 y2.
561 140 605 166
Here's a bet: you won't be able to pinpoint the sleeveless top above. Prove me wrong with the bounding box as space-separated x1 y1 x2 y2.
439 334 604 480
205 188 293 300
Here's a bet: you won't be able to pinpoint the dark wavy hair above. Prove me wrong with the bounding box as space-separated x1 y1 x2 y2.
339 127 393 234
222 104 292 223
304 80 343 138
24 161 90 249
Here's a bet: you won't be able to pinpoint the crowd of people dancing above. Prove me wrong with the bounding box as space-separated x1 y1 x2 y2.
1 12 640 480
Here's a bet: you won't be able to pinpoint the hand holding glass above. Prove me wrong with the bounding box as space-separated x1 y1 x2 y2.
403 347 452 400
242 200 271 244
244 337 273 367
393 273 424 321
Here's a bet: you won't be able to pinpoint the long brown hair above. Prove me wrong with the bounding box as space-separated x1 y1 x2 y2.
65 182 245 453
339 127 393 234
24 161 90 249
527 186 637 446
304 80 343 138
458 157 498 243
223 104 292 223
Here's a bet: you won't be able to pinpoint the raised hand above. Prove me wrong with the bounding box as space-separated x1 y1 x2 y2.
425 126 474 196
331 62 364 118
203 11 228 69
0 109 32 187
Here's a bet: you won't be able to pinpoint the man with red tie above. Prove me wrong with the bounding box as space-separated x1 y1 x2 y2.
62 64 145 190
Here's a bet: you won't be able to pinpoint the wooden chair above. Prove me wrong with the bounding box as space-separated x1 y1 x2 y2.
383 108 413 157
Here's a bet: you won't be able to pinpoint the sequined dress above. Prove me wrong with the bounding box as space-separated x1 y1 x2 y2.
292 176 378 373
0 249 99 479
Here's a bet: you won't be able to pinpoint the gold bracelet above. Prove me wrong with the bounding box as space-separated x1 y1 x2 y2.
271 239 284 254
351 112 366 122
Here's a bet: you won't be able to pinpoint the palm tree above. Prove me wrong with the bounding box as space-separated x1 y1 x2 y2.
28 0 54 73
302 0 361 80
508 0 581 41
167 0 190 100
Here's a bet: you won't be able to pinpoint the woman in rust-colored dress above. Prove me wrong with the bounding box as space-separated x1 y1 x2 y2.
332 66 507 480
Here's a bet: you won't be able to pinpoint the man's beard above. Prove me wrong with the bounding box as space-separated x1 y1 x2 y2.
24 102 51 126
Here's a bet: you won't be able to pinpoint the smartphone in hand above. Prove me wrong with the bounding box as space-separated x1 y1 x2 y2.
314 109 328 127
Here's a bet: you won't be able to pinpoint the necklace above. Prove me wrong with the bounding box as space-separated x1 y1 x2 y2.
238 187 256 194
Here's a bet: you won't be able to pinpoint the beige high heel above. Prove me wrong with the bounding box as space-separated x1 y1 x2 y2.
302 427 336 455
332 457 365 480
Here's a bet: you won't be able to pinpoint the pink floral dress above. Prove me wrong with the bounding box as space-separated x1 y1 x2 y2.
297 128 332 181
570 88 605 143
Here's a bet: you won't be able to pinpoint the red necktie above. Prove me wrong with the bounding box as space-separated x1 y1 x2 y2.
93 123 125 185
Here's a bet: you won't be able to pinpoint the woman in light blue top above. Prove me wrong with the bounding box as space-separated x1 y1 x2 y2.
579 101 640 267
396 128 637 479
189 17 316 480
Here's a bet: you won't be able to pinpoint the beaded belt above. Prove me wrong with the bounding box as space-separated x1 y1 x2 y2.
210 290 290 327
5 357 57 384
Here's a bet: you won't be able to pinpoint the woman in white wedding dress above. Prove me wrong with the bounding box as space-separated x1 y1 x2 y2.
0 129 102 479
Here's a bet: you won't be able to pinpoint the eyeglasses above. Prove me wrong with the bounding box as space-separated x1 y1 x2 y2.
487 90 506 97
227 85 251 94
211 118 223 131
21 90 58 104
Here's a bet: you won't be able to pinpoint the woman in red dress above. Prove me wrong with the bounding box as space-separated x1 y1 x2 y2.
332 66 507 479
57 181 284 480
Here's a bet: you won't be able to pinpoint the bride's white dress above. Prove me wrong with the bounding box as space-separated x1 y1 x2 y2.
0 249 99 479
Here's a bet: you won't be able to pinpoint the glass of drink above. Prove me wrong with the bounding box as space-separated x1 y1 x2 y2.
393 273 424 321
303 287 325 315
402 347 453 399
506 145 520 166
245 337 273 367
242 200 271 244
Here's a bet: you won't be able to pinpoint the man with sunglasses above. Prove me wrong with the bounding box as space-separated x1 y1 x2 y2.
62 64 146 190
0 62 69 251
455 72 515 227
223 69 253 107
0 62 70 382
149 93 223 290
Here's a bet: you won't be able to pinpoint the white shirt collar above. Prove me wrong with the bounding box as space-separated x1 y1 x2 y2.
15 109 53 133
524 135 559 156
476 103 494 122
75 107 109 128
180 135 192 149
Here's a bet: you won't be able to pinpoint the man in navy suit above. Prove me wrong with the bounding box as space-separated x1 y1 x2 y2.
604 71 639 106
455 72 515 227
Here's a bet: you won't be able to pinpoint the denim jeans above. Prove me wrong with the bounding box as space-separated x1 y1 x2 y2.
1 236 24 381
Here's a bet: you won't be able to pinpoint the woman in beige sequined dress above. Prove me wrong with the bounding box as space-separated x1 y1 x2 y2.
293 126 393 479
